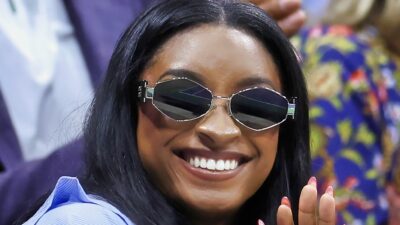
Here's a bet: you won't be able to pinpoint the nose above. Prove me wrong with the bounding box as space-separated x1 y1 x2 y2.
194 100 241 148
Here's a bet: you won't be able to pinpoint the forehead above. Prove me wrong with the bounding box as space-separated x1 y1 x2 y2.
142 24 281 93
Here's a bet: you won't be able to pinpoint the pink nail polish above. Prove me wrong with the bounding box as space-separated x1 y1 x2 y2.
258 219 265 225
325 185 334 196
281 196 291 208
307 176 317 188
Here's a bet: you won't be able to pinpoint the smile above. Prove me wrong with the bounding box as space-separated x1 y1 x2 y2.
187 157 239 171
173 148 251 180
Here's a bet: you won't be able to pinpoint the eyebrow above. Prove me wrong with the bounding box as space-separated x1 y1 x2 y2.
236 76 277 90
159 69 205 85
158 69 276 90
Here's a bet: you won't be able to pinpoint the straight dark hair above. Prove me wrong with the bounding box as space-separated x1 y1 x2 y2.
82 0 310 224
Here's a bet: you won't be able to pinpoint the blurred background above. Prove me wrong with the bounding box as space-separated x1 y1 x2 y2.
0 0 399 225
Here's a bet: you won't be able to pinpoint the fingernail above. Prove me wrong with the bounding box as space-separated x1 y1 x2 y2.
325 185 334 196
308 176 317 188
258 219 265 225
281 196 291 208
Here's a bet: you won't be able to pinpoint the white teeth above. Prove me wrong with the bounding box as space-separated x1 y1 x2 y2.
200 158 207 168
224 160 230 170
206 159 216 170
194 157 200 167
216 160 225 171
230 160 237 170
187 157 239 171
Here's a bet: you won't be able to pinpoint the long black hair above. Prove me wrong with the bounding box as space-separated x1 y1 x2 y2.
82 0 310 224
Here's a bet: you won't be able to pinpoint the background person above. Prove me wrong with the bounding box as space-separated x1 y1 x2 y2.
0 0 154 224
294 0 400 224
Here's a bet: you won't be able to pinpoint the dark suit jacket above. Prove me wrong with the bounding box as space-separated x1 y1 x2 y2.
0 0 154 224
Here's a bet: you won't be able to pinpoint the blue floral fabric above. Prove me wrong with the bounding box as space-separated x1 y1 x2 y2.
292 25 400 225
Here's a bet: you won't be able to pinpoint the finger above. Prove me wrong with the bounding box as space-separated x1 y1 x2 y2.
298 177 317 225
387 185 400 207
277 198 294 225
318 186 336 225
277 9 306 37
258 219 266 225
252 0 302 20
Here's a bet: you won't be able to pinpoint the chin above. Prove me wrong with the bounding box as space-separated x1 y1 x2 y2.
173 187 246 220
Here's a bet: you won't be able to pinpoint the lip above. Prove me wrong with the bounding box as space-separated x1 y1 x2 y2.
173 148 251 181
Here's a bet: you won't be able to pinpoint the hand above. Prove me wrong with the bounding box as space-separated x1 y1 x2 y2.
246 0 306 37
258 177 336 225
387 184 400 225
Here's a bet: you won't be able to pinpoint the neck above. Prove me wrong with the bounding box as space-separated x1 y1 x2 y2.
182 206 239 225
190 215 235 225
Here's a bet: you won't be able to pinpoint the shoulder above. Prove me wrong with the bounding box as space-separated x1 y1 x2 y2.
295 25 365 53
35 202 129 225
295 25 374 70
23 176 134 225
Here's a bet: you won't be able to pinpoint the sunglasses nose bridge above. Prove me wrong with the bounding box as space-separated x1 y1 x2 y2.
210 96 232 115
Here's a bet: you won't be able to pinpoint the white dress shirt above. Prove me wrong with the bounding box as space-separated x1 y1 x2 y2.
0 0 94 160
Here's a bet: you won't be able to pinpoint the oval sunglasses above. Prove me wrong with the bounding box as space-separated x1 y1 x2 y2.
137 77 296 131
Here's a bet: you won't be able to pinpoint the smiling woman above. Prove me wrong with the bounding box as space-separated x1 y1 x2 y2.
22 0 334 225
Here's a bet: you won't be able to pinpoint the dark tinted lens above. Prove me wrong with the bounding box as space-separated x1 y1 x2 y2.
230 88 288 130
153 79 212 120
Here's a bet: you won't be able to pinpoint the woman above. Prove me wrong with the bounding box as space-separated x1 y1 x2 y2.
23 0 335 224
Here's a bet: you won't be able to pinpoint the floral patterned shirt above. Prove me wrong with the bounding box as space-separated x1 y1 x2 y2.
292 25 400 225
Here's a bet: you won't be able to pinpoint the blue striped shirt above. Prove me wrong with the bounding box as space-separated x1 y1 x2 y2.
23 176 134 225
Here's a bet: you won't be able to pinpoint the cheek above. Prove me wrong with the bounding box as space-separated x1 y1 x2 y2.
137 104 176 194
227 128 280 207
253 128 280 177
137 103 185 148
137 104 165 156
136 103 176 171
136 103 194 193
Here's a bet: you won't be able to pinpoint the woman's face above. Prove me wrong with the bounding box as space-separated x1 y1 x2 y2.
137 25 281 221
